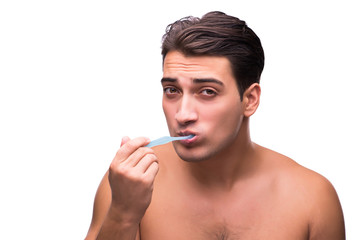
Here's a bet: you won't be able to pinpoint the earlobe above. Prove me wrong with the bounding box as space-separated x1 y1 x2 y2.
243 83 261 117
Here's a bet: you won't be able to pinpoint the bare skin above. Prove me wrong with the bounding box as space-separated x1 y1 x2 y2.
85 51 345 240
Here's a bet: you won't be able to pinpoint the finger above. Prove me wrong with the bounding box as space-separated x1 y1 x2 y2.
120 136 131 147
135 153 158 173
115 137 151 163
143 161 159 181
125 147 154 167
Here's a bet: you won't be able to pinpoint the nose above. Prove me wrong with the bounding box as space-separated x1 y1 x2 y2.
175 95 198 126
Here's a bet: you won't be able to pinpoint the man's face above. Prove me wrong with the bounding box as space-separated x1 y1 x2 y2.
162 51 245 162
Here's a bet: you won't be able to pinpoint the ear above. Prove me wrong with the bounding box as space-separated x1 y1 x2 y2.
243 83 261 117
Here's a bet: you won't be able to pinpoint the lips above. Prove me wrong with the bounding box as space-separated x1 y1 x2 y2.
177 131 198 144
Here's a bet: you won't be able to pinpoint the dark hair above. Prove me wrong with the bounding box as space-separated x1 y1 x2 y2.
161 11 265 100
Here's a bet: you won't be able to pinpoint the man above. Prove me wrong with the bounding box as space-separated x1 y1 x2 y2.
85 11 345 239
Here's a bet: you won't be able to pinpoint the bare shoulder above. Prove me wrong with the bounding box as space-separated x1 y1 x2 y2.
257 144 335 190
258 145 346 239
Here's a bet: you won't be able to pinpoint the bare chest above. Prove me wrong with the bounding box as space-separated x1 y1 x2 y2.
140 181 308 240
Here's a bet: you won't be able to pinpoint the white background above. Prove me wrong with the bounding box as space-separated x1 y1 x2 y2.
0 0 359 239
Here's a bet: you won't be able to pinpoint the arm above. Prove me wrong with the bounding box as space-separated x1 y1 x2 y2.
85 137 159 240
85 171 112 239
309 176 345 240
85 174 141 240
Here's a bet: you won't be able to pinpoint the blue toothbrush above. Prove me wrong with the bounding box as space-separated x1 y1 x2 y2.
145 135 194 148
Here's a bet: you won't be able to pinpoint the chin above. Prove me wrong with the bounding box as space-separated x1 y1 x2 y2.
177 153 208 162
172 143 218 162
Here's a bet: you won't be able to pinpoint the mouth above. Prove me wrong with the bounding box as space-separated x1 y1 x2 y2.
177 131 198 144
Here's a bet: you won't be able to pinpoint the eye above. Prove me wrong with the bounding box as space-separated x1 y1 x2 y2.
200 89 217 97
163 87 180 96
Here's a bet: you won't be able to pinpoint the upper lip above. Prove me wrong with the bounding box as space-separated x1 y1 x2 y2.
177 130 197 137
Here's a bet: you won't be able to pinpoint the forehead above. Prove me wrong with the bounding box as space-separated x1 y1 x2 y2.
163 51 234 81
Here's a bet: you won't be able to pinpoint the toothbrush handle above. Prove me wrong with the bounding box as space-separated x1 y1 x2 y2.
145 135 193 148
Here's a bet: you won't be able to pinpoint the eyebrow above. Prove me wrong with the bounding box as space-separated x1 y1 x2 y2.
161 77 177 83
161 77 224 86
193 78 224 86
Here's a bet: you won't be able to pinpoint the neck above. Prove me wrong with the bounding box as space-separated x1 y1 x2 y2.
182 118 257 190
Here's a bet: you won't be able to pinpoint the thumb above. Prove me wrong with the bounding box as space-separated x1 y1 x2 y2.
120 136 131 147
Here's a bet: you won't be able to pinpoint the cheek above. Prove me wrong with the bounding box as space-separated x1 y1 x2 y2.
201 99 243 134
202 99 241 122
162 101 175 124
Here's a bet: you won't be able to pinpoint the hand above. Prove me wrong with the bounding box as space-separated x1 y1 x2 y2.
107 136 159 224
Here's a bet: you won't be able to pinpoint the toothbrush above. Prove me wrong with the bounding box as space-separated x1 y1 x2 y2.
145 135 194 148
